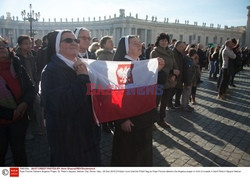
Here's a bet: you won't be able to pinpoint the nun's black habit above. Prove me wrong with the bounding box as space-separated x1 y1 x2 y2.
111 36 153 166
41 30 101 166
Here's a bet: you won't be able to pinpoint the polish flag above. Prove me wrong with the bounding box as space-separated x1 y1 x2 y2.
82 58 159 124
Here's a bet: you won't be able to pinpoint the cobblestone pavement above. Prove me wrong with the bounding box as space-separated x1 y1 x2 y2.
5 67 250 167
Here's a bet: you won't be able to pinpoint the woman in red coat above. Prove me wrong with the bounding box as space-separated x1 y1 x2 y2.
0 36 35 166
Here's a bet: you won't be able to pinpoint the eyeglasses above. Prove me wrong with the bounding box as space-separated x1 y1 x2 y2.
61 38 80 44
78 36 92 41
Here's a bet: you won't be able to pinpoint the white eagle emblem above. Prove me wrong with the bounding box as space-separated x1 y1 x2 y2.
116 64 134 84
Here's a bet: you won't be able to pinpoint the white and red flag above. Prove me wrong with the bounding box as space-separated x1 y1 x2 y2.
82 58 159 124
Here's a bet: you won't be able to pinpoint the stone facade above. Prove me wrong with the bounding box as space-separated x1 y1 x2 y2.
245 6 250 47
0 9 247 47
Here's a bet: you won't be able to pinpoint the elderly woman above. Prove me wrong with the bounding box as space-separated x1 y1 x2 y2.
41 30 101 166
111 35 164 166
0 36 35 166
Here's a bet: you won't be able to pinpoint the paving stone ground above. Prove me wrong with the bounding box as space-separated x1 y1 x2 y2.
5 67 250 167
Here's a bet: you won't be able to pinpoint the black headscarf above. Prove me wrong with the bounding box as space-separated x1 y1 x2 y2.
113 36 127 61
113 35 140 61
47 31 59 60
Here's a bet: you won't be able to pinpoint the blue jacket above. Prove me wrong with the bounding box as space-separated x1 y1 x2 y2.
41 54 101 166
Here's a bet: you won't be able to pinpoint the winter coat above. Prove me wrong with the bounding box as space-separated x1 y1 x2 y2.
41 54 101 166
96 49 115 61
150 46 178 89
0 55 35 124
16 49 37 85
183 56 195 86
173 48 184 89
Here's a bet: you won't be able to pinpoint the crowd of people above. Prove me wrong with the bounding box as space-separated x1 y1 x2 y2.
0 27 250 167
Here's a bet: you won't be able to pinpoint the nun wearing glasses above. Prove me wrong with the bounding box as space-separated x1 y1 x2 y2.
41 30 101 166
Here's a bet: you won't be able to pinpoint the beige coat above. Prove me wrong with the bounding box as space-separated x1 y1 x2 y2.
150 46 178 89
193 64 201 87
173 48 184 89
96 49 115 61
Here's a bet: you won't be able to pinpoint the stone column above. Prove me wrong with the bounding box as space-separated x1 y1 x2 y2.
144 29 147 44
113 27 117 46
246 6 250 46
128 28 132 35
122 27 124 36
123 27 131 36
14 28 19 45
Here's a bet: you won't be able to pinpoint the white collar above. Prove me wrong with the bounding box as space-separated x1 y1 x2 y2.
125 35 129 54
124 55 139 61
79 51 89 58
56 53 75 70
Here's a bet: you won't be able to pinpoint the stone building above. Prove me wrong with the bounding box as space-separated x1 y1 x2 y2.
0 9 248 47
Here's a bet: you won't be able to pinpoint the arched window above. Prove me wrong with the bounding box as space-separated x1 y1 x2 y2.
213 36 217 44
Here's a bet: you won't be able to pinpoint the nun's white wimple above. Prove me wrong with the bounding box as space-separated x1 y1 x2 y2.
74 27 90 37
125 35 129 54
55 30 63 53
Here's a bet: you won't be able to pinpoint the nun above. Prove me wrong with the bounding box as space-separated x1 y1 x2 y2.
74 27 97 59
111 35 165 166
41 30 101 166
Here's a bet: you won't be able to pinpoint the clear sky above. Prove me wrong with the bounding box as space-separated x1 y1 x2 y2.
0 0 249 27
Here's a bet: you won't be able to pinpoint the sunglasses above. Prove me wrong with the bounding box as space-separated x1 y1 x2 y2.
61 38 80 44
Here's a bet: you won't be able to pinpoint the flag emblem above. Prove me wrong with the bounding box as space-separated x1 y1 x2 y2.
116 64 134 85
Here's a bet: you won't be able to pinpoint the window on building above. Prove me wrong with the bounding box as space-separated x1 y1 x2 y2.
206 36 209 45
189 35 192 44
180 34 183 41
213 36 217 44
198 36 201 43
